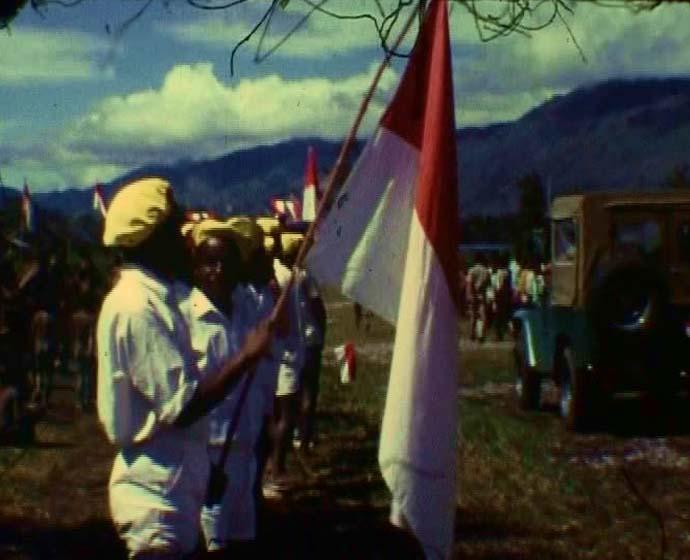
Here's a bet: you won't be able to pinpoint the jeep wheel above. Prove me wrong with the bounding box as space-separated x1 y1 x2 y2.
558 347 593 432
515 329 541 410
589 260 668 335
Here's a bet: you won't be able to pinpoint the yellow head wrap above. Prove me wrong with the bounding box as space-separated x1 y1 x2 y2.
103 177 173 248
281 232 304 259
225 216 264 261
191 217 260 266
180 222 195 238
256 216 281 235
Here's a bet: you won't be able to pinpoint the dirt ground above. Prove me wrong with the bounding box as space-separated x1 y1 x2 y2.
0 301 689 559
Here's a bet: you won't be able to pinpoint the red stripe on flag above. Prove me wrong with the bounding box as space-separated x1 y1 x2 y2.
382 0 460 308
304 146 319 192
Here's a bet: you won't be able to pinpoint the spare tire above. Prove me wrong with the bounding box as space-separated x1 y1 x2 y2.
588 259 669 336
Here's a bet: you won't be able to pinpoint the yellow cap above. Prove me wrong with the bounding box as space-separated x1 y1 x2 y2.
280 232 304 258
191 217 260 266
225 216 264 261
191 218 232 246
256 216 281 235
103 177 173 247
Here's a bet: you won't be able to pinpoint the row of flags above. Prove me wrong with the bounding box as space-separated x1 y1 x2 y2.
16 179 103 235
18 140 317 238
89 145 321 226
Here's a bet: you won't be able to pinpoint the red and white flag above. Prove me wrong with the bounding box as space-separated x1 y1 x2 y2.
93 183 107 218
334 342 357 384
270 196 302 222
21 179 33 233
307 1 460 556
302 146 320 222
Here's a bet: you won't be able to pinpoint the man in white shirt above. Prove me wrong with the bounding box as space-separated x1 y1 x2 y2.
97 179 273 559
178 218 276 554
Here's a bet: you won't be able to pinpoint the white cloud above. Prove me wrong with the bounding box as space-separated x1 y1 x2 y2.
1 60 397 190
1 143 127 190
64 61 398 164
160 2 690 126
0 26 111 84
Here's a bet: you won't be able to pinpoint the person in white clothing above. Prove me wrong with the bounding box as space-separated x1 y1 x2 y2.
265 232 306 493
179 218 277 555
97 179 273 559
236 227 282 509
294 270 326 452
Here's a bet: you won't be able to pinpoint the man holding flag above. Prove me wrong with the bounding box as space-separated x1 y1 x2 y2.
307 0 459 557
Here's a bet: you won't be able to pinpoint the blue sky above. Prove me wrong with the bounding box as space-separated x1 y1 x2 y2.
2 0 690 191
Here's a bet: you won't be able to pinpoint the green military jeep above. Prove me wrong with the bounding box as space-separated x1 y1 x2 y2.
513 191 690 431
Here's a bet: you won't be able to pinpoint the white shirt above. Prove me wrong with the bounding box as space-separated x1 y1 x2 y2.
238 283 280 414
97 266 208 554
97 266 205 447
185 284 278 544
178 285 268 449
273 261 306 381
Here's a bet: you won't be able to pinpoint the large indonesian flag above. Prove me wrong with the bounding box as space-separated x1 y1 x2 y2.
302 146 320 222
307 1 460 556
21 179 33 233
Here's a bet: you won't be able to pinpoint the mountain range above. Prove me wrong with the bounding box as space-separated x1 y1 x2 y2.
9 76 690 220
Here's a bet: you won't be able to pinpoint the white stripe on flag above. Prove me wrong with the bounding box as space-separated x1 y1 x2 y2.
302 185 317 222
379 208 458 559
307 127 418 324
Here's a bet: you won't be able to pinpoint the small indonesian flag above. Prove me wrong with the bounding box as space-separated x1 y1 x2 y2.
334 342 356 384
93 183 107 218
307 1 459 556
21 179 33 233
270 196 302 222
302 146 320 222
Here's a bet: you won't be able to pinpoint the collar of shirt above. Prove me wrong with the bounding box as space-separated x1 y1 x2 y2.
119 265 172 302
188 286 230 324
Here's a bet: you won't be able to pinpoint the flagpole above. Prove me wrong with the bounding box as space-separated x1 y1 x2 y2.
270 5 420 323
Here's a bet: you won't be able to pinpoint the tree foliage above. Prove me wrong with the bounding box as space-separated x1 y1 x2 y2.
515 171 548 263
7 0 685 71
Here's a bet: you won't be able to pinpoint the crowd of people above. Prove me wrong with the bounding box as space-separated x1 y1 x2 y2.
0 235 103 440
459 252 550 343
96 177 327 558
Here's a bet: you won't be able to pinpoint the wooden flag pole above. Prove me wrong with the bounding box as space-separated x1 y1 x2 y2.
269 5 420 324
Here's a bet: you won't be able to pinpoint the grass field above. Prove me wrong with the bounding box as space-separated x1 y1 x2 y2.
0 293 689 559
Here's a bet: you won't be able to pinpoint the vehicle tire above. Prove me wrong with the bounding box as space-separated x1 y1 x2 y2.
558 347 594 432
514 329 541 410
588 259 668 336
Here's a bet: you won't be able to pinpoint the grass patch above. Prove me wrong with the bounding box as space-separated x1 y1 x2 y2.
0 291 688 558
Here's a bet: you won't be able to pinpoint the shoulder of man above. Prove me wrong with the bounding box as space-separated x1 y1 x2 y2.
100 276 149 320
